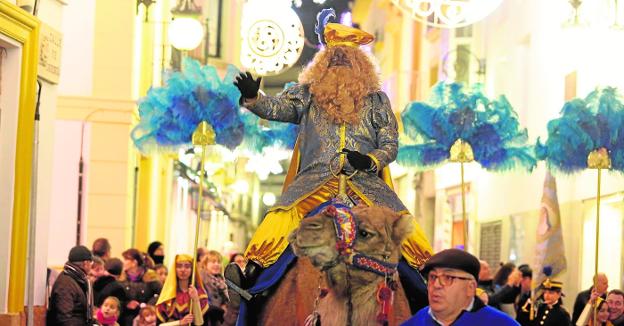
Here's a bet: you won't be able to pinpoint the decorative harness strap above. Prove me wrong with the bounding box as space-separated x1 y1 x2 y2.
351 254 397 277
325 204 357 256
323 203 398 276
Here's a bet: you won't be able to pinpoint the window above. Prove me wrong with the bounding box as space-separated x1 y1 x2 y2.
446 184 472 248
479 221 502 268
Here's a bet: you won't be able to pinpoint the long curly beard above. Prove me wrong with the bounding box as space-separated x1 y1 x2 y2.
310 67 365 124
299 47 380 124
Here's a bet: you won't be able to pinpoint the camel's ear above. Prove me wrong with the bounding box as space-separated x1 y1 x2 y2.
392 214 414 244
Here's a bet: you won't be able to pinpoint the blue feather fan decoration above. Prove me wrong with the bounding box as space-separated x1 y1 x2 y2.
240 82 299 153
398 82 536 172
131 58 244 153
536 87 624 173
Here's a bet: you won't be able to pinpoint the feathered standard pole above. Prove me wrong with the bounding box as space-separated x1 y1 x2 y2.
131 58 245 325
536 87 624 326
190 121 215 287
536 86 624 288
398 82 537 252
587 148 611 326
185 121 216 326
449 139 474 250
587 148 610 276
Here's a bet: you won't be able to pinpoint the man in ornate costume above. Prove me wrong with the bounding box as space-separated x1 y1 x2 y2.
229 11 432 309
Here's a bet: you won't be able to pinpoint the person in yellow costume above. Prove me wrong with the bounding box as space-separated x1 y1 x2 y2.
230 10 432 294
156 254 209 325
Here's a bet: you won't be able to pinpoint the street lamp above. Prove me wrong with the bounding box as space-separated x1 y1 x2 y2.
169 0 204 51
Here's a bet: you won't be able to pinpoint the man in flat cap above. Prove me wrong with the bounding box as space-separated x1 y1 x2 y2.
47 245 95 326
402 249 519 325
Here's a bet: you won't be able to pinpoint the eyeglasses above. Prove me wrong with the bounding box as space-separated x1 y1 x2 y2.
427 273 473 287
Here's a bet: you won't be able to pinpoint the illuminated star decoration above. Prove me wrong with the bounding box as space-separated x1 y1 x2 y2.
536 87 624 173
397 82 536 171
239 0 305 76
131 58 244 153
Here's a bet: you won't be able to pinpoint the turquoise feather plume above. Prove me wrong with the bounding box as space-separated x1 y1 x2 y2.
131 58 299 155
131 58 244 153
536 87 624 173
398 82 536 172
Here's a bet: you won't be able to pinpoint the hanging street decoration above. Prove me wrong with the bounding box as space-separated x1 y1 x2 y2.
240 0 305 76
390 0 504 28
398 82 537 172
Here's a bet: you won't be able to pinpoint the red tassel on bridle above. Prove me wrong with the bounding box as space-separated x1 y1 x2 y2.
376 279 395 326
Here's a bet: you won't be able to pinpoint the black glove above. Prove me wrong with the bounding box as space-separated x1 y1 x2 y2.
343 148 374 171
234 72 261 99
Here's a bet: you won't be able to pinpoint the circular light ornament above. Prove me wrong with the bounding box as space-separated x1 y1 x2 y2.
232 180 250 194
262 192 277 206
240 0 304 76
169 17 204 50
390 0 503 28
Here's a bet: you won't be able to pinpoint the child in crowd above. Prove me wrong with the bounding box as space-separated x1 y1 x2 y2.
90 256 108 282
154 264 168 285
133 305 158 326
96 296 121 326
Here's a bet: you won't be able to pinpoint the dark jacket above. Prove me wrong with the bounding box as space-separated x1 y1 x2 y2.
516 297 571 326
612 314 624 326
93 275 127 307
532 301 570 326
479 279 521 310
46 262 93 326
515 292 531 325
119 268 161 326
573 287 607 324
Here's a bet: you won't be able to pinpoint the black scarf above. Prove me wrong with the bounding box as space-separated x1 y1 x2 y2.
63 262 93 319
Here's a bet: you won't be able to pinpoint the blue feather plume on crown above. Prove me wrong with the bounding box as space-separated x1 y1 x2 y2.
535 87 624 173
239 82 299 153
131 58 244 153
397 82 536 172
315 8 336 46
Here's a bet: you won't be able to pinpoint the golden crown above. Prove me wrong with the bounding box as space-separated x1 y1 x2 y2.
324 23 374 48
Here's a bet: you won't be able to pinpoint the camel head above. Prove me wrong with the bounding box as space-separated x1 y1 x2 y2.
289 204 340 269
289 203 414 296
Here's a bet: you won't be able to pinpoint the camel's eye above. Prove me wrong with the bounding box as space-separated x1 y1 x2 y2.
305 221 323 230
359 230 373 239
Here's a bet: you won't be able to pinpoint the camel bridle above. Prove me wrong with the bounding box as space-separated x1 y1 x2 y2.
320 203 399 277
